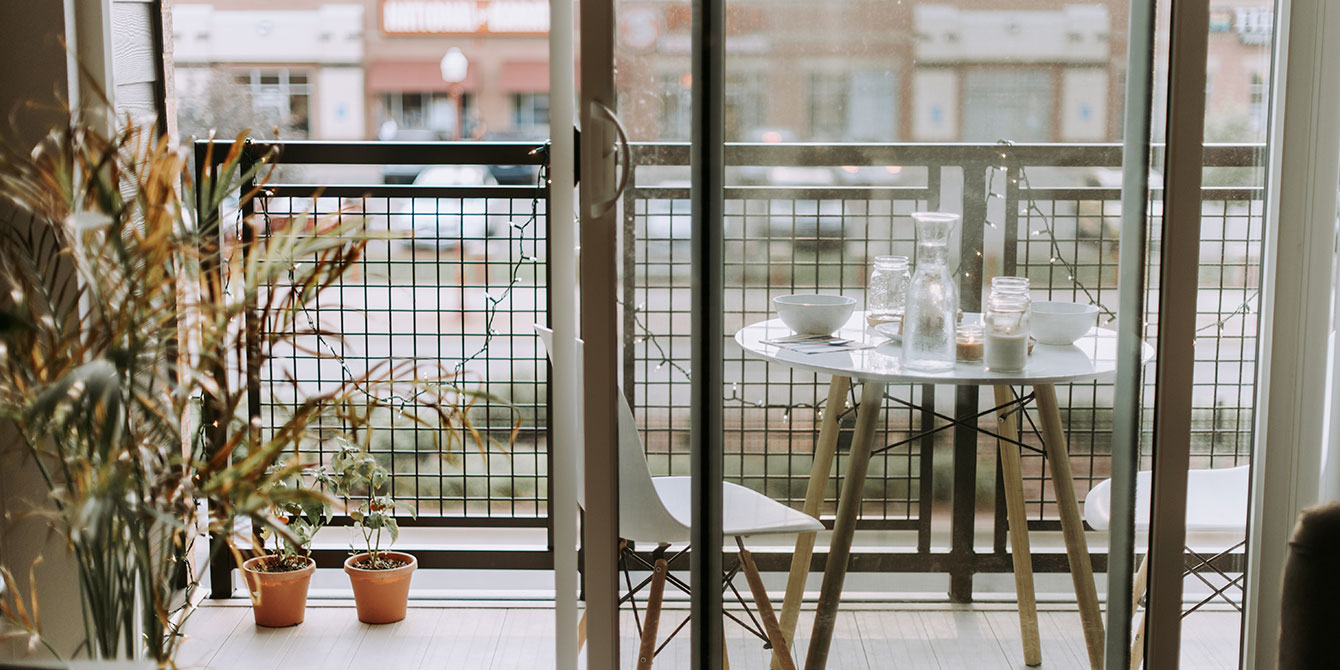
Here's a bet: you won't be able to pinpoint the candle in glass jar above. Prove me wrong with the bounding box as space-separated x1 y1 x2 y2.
985 331 1028 372
956 324 984 362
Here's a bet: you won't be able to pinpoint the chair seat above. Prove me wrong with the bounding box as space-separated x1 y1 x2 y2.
624 476 824 544
1084 466 1249 552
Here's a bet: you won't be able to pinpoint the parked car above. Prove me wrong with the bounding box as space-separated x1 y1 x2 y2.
379 128 445 185
388 165 509 250
481 131 543 185
380 129 542 186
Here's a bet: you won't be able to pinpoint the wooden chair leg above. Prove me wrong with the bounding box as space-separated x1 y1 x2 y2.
636 557 669 670
737 537 796 670
577 609 587 652
994 385 1043 666
1130 553 1149 670
1132 552 1149 612
1131 607 1148 670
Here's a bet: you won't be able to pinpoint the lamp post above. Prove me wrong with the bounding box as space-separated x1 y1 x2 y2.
439 47 469 140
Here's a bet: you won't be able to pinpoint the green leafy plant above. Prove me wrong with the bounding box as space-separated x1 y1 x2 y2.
327 446 416 570
252 465 333 572
0 106 503 665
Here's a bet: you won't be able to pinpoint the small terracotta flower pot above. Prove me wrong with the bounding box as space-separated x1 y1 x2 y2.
344 551 417 624
242 555 316 627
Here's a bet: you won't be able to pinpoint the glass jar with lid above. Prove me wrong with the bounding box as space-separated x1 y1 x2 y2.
866 255 911 325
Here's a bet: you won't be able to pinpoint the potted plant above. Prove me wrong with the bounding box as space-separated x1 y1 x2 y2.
329 446 418 624
241 467 332 627
0 109 493 664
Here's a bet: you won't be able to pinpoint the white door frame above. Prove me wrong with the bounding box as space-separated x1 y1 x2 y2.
547 2 579 670
1244 1 1340 666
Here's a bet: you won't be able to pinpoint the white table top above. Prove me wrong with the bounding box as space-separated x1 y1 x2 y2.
735 312 1153 385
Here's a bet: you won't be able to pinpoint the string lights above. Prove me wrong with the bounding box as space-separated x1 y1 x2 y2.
627 140 1260 424
986 139 1260 337
247 154 549 411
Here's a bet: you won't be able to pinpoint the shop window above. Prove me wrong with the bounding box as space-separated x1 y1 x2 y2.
380 92 476 139
807 70 898 142
232 69 310 138
961 68 1055 142
512 93 551 139
659 71 765 141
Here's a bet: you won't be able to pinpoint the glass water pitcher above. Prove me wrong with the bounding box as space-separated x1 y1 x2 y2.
902 212 960 371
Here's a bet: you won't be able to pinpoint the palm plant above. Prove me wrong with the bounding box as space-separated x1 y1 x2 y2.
0 110 494 665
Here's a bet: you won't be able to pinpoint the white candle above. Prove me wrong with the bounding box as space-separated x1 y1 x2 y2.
985 331 1028 372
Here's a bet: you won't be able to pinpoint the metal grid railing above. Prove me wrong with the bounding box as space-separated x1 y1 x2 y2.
622 143 1265 584
1003 152 1263 527
199 139 1264 590
197 141 551 582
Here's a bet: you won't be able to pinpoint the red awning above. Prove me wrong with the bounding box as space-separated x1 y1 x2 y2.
366 60 481 93
499 61 549 92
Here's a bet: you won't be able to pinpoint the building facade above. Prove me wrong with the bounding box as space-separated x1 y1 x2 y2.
171 0 1271 145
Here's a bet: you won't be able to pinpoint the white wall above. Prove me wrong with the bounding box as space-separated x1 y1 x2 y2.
912 69 958 141
316 67 366 139
914 4 1110 65
1060 68 1108 142
172 3 362 65
0 1 86 660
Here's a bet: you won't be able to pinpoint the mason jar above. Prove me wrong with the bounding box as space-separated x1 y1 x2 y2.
983 292 1030 373
866 255 911 325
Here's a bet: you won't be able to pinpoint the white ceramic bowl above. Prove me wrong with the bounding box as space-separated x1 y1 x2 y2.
773 294 857 336
1030 301 1099 345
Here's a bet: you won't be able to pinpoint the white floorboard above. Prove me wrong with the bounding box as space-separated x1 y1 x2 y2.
176 603 1242 669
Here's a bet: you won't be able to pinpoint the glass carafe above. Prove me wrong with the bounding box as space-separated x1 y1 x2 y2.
866 255 910 325
902 212 960 371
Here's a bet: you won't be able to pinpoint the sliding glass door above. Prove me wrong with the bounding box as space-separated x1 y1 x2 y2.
565 1 1288 668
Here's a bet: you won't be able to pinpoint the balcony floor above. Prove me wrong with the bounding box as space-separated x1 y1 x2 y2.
177 601 1239 669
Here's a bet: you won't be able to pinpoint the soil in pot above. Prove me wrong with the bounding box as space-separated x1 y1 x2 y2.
344 551 417 624
242 555 316 627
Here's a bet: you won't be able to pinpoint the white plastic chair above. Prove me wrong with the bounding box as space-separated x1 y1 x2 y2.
1085 465 1249 669
536 326 822 670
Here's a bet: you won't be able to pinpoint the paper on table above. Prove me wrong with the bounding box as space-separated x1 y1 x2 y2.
763 334 874 354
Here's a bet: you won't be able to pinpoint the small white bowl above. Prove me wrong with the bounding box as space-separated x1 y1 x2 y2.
1031 301 1099 345
773 294 856 336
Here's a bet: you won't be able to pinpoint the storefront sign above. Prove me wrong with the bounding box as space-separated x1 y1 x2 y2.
381 0 549 35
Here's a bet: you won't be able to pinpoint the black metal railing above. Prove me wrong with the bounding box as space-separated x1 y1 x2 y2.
196 140 552 594
198 139 1264 599
621 142 1263 594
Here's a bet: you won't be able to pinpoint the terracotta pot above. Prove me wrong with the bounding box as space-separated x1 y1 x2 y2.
344 551 417 624
241 555 316 627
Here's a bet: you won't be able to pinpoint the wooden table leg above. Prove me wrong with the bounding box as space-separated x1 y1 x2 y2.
1035 383 1105 669
804 380 886 670
994 384 1043 666
774 375 850 670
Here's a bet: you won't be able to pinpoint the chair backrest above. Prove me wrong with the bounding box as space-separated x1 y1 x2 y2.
534 326 688 541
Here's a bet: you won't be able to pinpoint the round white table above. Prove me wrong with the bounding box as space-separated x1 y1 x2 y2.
737 313 1150 670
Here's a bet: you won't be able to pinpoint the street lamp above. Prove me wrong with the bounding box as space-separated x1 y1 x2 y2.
439 47 469 140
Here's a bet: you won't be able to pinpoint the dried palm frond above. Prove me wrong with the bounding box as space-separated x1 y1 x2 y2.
0 109 504 667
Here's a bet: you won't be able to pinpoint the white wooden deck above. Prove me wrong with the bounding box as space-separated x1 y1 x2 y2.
176 602 1241 669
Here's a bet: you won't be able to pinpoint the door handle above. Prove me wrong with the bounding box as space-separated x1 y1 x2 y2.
588 100 631 219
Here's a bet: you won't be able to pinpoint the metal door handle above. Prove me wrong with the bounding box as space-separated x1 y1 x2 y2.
588 100 631 219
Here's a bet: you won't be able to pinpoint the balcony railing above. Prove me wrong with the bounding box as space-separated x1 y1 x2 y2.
197 139 1263 598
